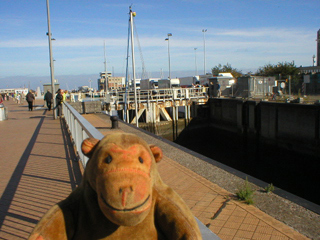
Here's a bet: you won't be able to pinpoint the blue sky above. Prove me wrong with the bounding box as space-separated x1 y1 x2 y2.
0 0 319 89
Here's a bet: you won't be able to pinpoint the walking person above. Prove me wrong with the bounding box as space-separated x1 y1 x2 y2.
62 90 67 102
44 90 53 111
21 92 25 104
54 89 63 117
26 91 35 111
17 93 21 104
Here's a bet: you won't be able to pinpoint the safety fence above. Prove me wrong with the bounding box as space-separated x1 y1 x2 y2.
63 101 104 167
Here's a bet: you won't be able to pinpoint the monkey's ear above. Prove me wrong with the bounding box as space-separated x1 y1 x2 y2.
149 145 163 163
81 138 100 158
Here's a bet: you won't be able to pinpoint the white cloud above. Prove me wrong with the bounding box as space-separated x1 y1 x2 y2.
0 27 316 78
213 27 314 41
0 37 129 48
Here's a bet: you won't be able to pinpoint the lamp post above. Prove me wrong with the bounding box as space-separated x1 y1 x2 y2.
165 33 172 79
202 29 207 75
46 0 56 119
194 48 198 76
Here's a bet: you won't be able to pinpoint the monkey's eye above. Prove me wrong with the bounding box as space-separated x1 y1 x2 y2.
139 157 144 164
105 155 112 164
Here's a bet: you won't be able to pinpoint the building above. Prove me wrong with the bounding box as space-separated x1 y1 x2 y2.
298 29 320 74
236 76 276 98
108 77 125 89
299 66 320 74
0 88 29 95
208 73 236 97
302 73 320 95
43 83 60 94
97 72 112 91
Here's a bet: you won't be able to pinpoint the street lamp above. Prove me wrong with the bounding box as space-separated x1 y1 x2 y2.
202 29 207 75
194 48 198 76
46 0 56 119
165 33 172 79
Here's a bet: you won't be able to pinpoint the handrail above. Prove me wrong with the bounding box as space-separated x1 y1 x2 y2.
63 101 104 167
63 101 220 239
70 87 208 104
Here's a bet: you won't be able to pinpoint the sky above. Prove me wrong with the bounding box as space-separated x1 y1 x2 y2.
0 0 319 90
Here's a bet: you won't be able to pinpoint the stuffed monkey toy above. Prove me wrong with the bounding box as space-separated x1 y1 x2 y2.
29 133 202 240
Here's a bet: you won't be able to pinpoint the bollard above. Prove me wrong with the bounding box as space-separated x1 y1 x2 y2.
110 116 118 129
0 104 8 121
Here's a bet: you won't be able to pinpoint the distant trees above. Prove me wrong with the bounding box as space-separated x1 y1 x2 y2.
255 61 302 93
211 63 243 79
255 61 300 78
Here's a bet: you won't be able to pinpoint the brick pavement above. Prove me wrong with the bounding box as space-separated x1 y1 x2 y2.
0 99 310 239
0 99 81 239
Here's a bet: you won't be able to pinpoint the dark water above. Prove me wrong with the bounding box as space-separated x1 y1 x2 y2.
148 119 320 205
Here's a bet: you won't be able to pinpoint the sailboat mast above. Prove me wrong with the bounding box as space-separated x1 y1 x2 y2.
104 41 109 92
130 7 138 127
124 14 131 123
104 41 107 73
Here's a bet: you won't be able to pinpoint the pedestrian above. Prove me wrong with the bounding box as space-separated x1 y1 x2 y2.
26 91 35 111
44 90 53 111
216 82 221 97
54 89 63 117
207 81 214 98
17 93 21 104
21 92 25 104
14 92 18 103
62 90 67 102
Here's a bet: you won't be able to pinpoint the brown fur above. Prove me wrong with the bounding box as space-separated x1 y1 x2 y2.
28 133 202 240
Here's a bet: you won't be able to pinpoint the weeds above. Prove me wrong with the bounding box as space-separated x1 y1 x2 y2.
236 177 255 205
264 183 275 193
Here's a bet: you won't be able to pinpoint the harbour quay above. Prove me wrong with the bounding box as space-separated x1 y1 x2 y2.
0 99 318 239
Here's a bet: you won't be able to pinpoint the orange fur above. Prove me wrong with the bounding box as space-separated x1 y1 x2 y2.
28 133 201 240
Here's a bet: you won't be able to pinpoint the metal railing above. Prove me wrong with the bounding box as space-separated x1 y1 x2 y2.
69 87 208 104
63 101 104 167
111 87 208 103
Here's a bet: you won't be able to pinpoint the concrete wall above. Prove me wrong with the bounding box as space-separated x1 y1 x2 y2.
258 102 320 147
208 98 244 132
69 101 102 114
207 98 320 155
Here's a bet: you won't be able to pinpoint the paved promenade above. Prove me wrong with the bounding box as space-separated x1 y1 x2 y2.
0 99 82 239
0 99 310 239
